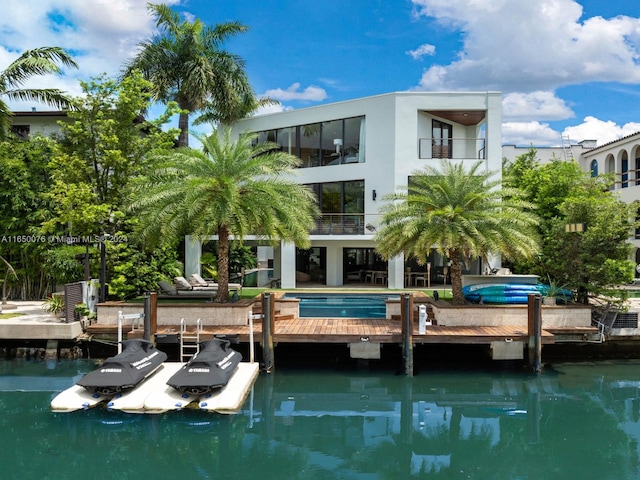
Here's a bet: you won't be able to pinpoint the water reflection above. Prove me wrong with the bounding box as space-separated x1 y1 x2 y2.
1 360 639 479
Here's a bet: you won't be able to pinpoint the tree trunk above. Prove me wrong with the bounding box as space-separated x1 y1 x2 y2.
177 111 189 148
449 251 465 305
215 225 230 303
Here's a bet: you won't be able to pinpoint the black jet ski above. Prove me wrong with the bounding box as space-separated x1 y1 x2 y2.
77 339 167 395
167 338 242 395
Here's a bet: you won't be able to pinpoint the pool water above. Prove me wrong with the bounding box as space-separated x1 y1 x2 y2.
283 292 399 318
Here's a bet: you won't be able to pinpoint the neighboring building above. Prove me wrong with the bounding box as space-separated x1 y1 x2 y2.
578 132 640 265
184 91 503 289
8 110 68 139
502 139 597 164
503 132 640 274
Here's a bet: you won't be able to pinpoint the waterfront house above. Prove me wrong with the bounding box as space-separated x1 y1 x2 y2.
184 91 504 289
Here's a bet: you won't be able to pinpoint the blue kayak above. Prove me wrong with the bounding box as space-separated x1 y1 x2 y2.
463 283 572 304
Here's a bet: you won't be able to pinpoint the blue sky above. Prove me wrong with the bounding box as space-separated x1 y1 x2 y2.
2 0 640 147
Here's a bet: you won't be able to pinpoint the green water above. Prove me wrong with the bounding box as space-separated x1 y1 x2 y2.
1 358 640 479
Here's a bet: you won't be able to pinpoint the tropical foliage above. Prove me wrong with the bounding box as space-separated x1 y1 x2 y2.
43 71 179 236
375 160 541 304
0 136 58 298
129 128 319 302
504 151 637 303
124 3 269 147
0 46 77 139
0 73 184 300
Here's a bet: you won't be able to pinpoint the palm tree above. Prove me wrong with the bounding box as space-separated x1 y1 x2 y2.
129 128 319 302
0 46 78 139
124 3 267 147
374 160 540 304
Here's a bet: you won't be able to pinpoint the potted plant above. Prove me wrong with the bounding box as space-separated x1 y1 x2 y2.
42 293 65 317
543 275 565 305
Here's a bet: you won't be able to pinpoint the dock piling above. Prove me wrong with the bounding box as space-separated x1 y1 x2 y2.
401 293 414 376
527 293 543 373
143 292 157 341
262 292 275 372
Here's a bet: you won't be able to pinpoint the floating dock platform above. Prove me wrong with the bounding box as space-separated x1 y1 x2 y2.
51 362 260 414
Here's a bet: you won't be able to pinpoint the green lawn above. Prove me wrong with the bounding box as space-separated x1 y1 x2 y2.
0 312 25 320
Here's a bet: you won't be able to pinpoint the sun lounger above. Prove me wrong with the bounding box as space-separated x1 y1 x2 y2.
157 280 216 300
189 273 242 293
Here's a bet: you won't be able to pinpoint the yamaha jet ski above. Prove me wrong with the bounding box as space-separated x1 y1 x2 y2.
167 338 242 395
76 339 168 395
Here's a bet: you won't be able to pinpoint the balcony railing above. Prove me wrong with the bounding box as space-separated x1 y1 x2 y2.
310 213 381 235
418 138 486 160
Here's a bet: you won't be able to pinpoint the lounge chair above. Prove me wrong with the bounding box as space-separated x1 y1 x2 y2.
174 276 216 291
157 280 216 299
189 273 242 293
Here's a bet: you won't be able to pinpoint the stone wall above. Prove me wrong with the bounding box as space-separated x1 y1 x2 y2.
431 303 591 328
96 300 254 327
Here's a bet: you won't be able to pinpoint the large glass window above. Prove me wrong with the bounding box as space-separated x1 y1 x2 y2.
344 117 364 163
309 180 364 234
255 130 276 144
252 116 365 168
300 123 321 167
321 119 343 166
432 119 453 158
276 126 296 155
343 248 385 283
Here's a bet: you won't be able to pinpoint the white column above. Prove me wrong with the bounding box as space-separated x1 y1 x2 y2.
184 235 201 277
387 254 404 289
279 242 297 289
325 246 341 286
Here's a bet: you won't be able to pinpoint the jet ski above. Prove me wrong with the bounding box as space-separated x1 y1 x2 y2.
76 339 168 395
167 338 242 395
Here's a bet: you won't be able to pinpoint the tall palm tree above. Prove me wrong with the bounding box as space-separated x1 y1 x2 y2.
124 3 265 147
375 160 540 304
129 128 319 302
0 46 77 139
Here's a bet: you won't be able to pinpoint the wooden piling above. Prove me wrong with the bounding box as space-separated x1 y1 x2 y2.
401 293 414 376
262 292 275 372
143 292 158 342
527 293 542 373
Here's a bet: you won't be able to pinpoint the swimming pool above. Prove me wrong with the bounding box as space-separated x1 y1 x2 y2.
282 292 399 318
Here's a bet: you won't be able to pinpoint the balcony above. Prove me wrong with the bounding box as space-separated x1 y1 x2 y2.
310 213 379 235
418 138 486 160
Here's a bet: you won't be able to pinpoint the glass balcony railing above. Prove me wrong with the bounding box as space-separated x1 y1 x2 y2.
310 214 380 235
418 138 486 160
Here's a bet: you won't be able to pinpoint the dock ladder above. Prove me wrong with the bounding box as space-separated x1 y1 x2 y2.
180 318 202 362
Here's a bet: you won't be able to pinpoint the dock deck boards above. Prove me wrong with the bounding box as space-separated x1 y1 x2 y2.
157 318 559 345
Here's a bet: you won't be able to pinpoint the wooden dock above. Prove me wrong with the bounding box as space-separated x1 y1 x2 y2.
152 318 559 345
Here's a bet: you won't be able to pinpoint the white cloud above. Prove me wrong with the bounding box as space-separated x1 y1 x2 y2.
252 102 294 116
502 116 640 147
263 83 328 102
502 121 563 147
406 43 436 60
411 0 640 92
563 116 640 145
502 91 574 121
0 0 177 110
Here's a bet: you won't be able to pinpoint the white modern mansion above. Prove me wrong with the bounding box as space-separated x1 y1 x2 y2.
185 91 503 289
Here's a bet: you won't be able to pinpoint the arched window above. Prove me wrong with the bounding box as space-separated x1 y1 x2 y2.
621 151 629 188
590 159 598 177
